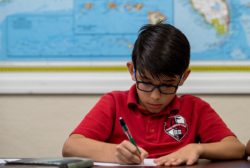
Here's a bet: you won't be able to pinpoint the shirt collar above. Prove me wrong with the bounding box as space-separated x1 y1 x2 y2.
127 84 180 116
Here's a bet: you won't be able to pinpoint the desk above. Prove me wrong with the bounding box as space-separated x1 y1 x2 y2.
94 160 249 168
1 160 250 168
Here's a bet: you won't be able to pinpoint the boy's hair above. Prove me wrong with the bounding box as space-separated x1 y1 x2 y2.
132 22 190 79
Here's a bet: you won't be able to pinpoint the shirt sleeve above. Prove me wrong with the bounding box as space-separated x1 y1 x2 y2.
71 93 116 141
196 99 235 143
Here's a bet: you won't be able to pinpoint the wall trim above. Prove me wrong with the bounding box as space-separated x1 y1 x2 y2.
0 72 250 94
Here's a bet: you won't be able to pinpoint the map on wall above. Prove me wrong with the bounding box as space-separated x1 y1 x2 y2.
0 0 250 64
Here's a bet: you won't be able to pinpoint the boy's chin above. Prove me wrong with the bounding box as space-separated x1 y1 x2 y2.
146 104 168 113
147 108 163 114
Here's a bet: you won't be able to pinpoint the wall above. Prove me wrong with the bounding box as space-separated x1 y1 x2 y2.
0 94 249 157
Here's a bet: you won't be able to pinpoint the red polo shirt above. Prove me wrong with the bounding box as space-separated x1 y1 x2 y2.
72 85 234 158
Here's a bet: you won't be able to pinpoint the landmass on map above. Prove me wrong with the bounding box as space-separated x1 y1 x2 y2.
148 12 166 24
190 0 230 35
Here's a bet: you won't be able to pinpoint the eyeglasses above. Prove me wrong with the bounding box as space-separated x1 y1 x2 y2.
134 70 182 95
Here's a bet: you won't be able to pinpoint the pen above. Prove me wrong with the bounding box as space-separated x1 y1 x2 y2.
119 117 141 155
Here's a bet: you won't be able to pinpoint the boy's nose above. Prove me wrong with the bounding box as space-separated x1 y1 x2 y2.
150 88 161 100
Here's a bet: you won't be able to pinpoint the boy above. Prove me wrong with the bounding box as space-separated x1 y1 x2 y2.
62 22 245 166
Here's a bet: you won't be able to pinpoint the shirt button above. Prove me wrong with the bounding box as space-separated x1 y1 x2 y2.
150 129 155 133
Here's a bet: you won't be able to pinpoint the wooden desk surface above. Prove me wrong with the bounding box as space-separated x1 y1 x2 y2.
93 160 250 168
1 159 250 168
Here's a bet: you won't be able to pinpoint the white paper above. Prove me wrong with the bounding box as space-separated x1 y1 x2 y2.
94 158 157 166
0 159 20 164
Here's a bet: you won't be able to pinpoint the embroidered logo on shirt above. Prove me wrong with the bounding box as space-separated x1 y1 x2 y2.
164 115 188 141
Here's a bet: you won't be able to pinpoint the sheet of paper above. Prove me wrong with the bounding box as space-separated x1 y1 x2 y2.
0 159 20 164
94 158 157 166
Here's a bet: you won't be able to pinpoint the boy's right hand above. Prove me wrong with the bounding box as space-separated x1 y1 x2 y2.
114 140 148 164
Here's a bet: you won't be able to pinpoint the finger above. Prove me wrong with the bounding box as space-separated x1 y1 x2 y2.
153 156 164 164
116 143 133 163
134 152 142 162
154 158 164 166
124 153 141 164
120 140 139 154
169 158 184 166
116 149 141 164
155 157 176 166
138 147 149 159
116 144 141 164
115 153 129 164
186 157 197 165
164 158 178 166
121 141 142 162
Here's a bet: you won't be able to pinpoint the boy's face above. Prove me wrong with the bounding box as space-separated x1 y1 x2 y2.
127 62 190 113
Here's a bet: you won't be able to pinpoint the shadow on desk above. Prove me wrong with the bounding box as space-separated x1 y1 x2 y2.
1 160 250 168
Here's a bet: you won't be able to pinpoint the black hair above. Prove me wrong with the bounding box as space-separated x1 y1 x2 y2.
132 22 190 79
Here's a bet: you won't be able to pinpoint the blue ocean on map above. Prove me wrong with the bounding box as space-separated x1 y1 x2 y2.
175 0 250 61
0 0 249 62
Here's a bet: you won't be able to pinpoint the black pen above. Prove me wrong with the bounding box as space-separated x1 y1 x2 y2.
119 117 141 155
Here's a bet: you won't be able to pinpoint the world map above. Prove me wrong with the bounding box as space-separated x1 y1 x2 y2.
0 0 250 63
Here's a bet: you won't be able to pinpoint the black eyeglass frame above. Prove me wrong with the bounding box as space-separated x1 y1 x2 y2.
133 69 183 95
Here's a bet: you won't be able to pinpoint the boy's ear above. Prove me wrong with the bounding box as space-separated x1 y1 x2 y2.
179 69 191 86
126 61 135 81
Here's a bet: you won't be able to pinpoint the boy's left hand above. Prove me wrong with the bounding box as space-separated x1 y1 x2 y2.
154 143 202 166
